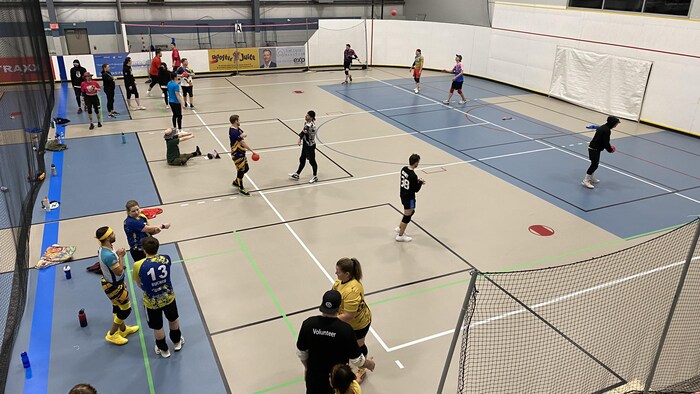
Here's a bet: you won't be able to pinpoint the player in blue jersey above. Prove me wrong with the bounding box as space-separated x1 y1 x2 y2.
443 54 467 105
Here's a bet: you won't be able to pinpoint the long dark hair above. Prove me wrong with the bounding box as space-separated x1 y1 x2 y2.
123 56 131 68
330 364 355 393
336 257 362 281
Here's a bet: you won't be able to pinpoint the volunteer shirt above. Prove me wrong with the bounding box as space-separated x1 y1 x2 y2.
124 214 149 250
333 278 371 330
296 316 362 391
98 247 124 284
133 254 175 309
167 80 180 104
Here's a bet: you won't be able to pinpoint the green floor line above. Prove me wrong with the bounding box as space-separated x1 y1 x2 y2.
168 247 241 265
125 256 156 394
252 377 305 394
234 231 297 338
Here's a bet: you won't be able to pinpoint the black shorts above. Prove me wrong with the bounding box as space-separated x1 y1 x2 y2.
84 95 100 114
125 83 139 99
354 322 371 340
343 61 352 70
401 196 416 210
145 299 179 330
450 81 464 91
182 86 193 97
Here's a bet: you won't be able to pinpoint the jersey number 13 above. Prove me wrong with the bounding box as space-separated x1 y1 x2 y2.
147 265 168 281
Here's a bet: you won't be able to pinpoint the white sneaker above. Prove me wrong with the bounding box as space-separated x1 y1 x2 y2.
138 106 147 110
147 90 152 96
413 88 419 94
161 93 165 98
155 345 171 358
459 100 467 104
289 173 299 180
590 176 600 184
309 176 318 184
581 179 595 189
396 234 413 242
174 336 185 351
443 100 450 104
178 130 192 137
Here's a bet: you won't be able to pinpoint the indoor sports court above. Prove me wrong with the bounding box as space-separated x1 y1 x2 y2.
2 1 700 394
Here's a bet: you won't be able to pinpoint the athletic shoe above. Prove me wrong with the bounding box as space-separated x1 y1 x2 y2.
289 173 300 180
189 105 195 109
581 179 594 189
395 234 413 242
77 108 83 114
414 88 419 94
109 113 116 118
356 367 367 384
443 100 450 104
309 176 318 184
349 75 353 82
459 100 467 104
112 111 120 115
147 90 152 96
161 93 165 98
97 122 102 127
239 187 250 196
155 345 171 358
165 105 170 109
208 153 214 160
591 176 600 184
105 330 128 345
178 130 192 137
232 180 238 188
341 81 348 85
173 336 185 351
138 106 147 110
89 123 95 130
184 103 189 108
118 325 139 338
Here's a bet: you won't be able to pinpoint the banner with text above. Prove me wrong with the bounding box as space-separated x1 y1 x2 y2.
208 46 307 71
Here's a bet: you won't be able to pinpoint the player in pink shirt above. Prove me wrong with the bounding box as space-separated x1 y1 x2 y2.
80 71 102 130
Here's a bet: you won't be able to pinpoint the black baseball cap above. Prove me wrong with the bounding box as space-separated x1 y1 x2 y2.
319 290 341 314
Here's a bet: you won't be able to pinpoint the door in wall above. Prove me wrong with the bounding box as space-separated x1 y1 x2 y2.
65 28 91 55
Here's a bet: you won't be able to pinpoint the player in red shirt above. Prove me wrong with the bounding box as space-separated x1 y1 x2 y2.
80 72 102 130
171 42 181 71
147 49 163 95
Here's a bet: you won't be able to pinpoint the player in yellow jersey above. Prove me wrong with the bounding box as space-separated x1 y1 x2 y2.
331 364 361 394
410 49 424 94
333 257 372 383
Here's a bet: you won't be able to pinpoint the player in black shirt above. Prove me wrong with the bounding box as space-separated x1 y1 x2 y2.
296 290 376 394
69 59 87 114
122 57 146 110
342 44 359 84
582 116 619 189
396 153 425 242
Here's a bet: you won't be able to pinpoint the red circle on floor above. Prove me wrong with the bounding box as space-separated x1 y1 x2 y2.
528 225 555 236
294 90 304 94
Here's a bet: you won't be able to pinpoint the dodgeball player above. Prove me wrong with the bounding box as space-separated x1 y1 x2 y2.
229 114 257 196
396 154 425 242
410 49 424 94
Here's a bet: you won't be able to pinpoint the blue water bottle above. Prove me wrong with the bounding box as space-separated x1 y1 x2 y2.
121 132 126 144
586 125 599 129
21 352 30 369
63 265 72 280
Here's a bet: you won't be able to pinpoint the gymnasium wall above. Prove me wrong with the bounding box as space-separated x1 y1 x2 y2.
403 0 491 26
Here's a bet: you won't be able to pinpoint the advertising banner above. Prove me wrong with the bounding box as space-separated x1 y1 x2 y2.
273 47 306 68
0 57 47 83
208 48 259 71
93 53 128 77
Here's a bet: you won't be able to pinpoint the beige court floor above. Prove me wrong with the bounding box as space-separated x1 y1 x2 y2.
29 68 679 393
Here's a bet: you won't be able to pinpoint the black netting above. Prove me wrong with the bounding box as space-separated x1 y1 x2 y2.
0 0 54 391
451 219 700 394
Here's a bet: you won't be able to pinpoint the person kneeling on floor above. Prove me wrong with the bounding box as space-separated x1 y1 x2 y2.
164 128 201 166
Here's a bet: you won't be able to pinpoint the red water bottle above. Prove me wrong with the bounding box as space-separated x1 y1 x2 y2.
78 309 88 327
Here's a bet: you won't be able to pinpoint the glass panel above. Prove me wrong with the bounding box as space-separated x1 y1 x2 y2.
644 0 691 15
569 0 604 9
604 0 644 11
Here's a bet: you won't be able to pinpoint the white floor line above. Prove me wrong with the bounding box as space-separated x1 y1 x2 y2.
368 76 700 205
395 360 405 369
192 109 391 352
235 76 371 88
385 256 699 352
262 146 554 196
